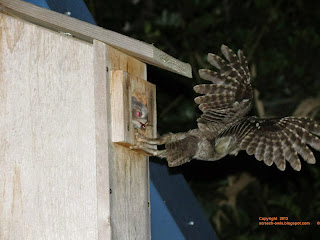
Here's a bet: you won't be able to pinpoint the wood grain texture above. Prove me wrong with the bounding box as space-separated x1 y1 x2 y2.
105 46 147 80
105 45 152 240
1 13 152 240
93 40 112 240
110 70 156 146
111 146 151 239
0 0 192 78
0 13 98 239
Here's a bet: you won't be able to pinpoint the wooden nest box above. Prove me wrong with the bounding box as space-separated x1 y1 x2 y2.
0 0 192 239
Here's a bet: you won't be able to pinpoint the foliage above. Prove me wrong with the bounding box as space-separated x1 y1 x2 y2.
85 0 320 238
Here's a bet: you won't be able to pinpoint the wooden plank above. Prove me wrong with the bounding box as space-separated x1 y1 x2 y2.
105 45 152 240
0 0 192 78
111 146 151 239
110 70 156 146
0 13 98 239
93 40 112 240
1 12 152 240
105 46 147 80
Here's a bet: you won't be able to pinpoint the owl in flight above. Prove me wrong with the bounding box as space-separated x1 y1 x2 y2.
132 45 320 171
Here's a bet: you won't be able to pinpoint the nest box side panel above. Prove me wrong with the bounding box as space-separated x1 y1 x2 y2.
105 45 153 240
93 41 112 240
0 13 98 239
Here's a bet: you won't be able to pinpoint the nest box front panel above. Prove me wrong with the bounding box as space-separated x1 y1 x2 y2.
110 70 156 147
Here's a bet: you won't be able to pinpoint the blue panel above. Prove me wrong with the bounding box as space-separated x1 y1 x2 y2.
45 0 96 24
23 0 49 8
150 161 219 240
151 181 185 240
23 0 95 24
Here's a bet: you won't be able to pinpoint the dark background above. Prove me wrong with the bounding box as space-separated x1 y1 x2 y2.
84 0 320 238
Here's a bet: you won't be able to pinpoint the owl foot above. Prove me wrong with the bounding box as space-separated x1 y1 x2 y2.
135 132 175 145
129 132 167 158
129 144 167 158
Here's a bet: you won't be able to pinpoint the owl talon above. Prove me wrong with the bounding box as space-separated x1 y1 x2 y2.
131 144 166 158
130 141 144 149
135 134 145 142
135 134 170 145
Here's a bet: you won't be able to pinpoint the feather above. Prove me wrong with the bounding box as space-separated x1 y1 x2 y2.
283 117 320 136
272 133 286 171
284 121 320 151
254 135 266 161
246 134 260 155
139 45 320 172
227 116 319 170
207 53 227 70
221 45 249 84
196 45 253 125
283 127 316 164
194 93 235 105
198 69 239 85
279 130 301 171
166 136 199 167
193 84 237 95
237 49 250 80
240 131 256 149
208 51 242 80
201 109 235 120
263 138 273 166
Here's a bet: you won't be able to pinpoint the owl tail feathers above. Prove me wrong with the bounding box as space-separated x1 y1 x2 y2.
165 136 199 167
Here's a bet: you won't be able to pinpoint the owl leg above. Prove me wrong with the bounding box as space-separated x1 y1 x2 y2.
129 144 167 158
135 132 184 145
129 132 172 157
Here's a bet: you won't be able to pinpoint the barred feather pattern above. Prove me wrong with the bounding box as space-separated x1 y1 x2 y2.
222 116 320 171
194 45 253 126
137 45 320 172
165 135 199 167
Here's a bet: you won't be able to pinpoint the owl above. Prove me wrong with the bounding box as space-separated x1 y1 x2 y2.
131 96 148 130
132 45 320 171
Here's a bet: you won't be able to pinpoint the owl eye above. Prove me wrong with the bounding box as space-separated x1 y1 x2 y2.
136 111 142 117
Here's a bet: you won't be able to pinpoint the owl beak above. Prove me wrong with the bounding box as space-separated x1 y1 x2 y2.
139 121 148 130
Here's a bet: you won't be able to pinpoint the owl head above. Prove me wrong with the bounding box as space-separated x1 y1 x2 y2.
131 96 148 130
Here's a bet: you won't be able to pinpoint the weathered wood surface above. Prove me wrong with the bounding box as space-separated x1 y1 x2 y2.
110 70 156 146
106 45 152 239
0 13 98 239
0 13 152 240
0 0 192 78
93 41 112 240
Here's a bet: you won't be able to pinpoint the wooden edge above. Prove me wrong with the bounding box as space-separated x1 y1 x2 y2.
93 40 112 240
0 0 192 78
110 70 128 144
110 70 156 148
152 48 192 78
105 44 151 239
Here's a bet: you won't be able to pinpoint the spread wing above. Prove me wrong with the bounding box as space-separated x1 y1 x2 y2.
224 116 320 171
194 45 252 127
